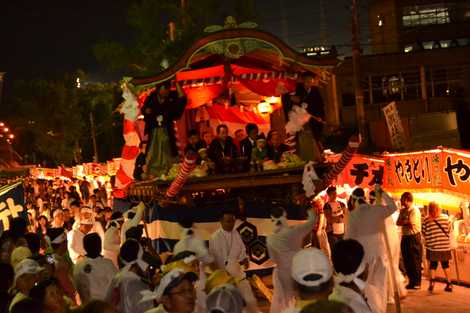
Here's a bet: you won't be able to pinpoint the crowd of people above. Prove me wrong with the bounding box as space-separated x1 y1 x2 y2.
0 175 460 313
134 71 325 180
134 121 292 180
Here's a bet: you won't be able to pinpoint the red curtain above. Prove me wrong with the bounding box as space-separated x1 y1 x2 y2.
238 78 297 97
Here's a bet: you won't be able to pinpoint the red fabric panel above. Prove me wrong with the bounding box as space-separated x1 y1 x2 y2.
176 65 225 80
184 84 225 109
230 64 271 75
121 145 140 160
238 78 297 97
207 105 269 125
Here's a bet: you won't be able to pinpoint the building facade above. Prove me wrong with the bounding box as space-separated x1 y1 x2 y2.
335 0 470 151
369 0 470 54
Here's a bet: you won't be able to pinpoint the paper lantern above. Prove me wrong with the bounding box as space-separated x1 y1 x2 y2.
257 101 273 114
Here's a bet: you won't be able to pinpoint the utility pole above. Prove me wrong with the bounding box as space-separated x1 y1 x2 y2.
352 0 367 144
90 112 99 162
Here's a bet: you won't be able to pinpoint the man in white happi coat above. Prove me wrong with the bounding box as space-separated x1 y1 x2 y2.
121 202 145 244
72 206 105 247
68 217 95 264
105 239 153 313
345 186 404 313
267 206 316 313
103 212 124 268
209 210 259 313
73 233 117 303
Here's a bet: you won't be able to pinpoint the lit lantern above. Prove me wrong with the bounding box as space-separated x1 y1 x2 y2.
257 101 273 114
266 96 279 104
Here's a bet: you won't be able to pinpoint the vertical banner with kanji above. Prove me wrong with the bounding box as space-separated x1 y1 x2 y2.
382 101 407 151
0 182 25 234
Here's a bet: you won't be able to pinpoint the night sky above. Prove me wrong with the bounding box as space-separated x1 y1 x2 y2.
0 0 368 82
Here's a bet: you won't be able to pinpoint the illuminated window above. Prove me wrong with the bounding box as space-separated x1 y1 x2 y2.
402 5 450 27
377 14 384 27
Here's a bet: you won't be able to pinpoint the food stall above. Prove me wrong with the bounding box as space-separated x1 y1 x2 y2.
382 148 470 285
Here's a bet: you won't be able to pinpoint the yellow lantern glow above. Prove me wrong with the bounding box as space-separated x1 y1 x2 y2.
257 101 273 114
266 96 279 104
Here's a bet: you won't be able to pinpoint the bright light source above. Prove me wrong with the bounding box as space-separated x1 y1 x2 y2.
137 115 145 120
257 101 273 114
3 127 9 132
9 134 14 139
266 96 279 104
0 122 4 127
76 77 81 89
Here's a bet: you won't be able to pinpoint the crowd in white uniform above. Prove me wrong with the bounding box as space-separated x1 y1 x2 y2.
2 184 415 313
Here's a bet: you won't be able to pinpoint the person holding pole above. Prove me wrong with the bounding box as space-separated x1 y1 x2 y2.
345 186 402 313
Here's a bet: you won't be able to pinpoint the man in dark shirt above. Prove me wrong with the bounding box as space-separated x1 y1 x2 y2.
283 71 326 162
266 130 290 163
184 129 206 155
133 141 147 180
239 123 259 171
208 124 238 174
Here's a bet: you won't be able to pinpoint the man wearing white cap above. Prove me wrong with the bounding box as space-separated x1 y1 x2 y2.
73 233 117 303
9 259 44 312
283 248 334 313
105 239 153 313
143 268 198 313
121 202 146 245
68 216 95 264
267 206 316 313
72 206 105 245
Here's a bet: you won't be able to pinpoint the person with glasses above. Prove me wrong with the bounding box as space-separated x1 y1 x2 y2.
144 268 197 313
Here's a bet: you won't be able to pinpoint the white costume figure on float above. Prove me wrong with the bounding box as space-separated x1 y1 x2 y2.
209 211 259 313
345 186 404 313
267 207 316 313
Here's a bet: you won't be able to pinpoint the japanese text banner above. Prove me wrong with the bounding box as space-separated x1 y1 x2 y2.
383 149 470 196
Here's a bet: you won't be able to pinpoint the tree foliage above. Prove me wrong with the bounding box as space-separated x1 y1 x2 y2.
93 0 257 76
4 73 122 166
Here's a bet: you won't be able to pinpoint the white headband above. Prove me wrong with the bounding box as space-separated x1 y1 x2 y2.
335 259 367 291
270 211 288 228
106 217 124 229
121 243 148 273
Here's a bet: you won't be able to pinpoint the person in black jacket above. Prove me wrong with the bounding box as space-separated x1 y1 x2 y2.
142 81 187 178
239 123 259 172
133 141 147 180
208 124 238 174
266 130 290 163
283 71 325 162
184 129 206 155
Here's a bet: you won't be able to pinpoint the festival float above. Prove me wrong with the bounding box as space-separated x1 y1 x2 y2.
113 18 354 269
